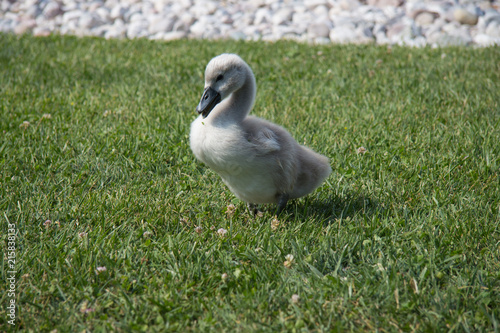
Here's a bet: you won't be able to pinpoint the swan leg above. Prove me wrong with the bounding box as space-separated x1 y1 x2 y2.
276 193 289 215
247 203 259 216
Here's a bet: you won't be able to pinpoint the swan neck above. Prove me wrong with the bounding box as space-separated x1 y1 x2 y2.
232 68 256 119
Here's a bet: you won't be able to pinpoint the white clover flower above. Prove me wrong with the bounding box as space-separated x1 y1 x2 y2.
271 217 280 231
284 254 295 268
357 146 367 154
96 266 107 274
226 204 236 217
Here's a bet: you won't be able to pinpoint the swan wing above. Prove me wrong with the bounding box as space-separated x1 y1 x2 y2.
249 127 281 154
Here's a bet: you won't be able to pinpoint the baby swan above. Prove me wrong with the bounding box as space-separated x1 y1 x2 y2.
190 54 331 214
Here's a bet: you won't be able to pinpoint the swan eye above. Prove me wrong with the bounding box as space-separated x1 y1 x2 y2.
216 74 224 82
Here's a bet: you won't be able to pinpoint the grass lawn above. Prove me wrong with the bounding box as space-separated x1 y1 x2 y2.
0 33 499 332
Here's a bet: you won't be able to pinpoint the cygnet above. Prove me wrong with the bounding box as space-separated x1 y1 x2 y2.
190 54 331 214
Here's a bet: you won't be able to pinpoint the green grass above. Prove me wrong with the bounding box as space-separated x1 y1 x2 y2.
1 33 499 332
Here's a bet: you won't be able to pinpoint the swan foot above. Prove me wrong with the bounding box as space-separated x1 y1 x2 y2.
276 193 289 215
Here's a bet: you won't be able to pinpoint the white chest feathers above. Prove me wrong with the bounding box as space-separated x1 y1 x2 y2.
190 117 279 203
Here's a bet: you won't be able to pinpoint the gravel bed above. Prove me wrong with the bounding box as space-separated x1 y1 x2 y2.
1 0 499 46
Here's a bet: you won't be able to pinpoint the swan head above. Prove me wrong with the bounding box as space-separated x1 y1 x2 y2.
196 54 250 118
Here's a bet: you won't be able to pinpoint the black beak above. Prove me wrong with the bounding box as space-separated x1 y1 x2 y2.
196 87 221 118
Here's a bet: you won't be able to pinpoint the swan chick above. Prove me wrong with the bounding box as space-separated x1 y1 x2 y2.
190 53 331 214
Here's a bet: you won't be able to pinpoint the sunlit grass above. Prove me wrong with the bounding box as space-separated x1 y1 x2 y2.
0 34 499 332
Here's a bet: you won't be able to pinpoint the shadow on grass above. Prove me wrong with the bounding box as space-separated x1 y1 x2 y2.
287 191 382 225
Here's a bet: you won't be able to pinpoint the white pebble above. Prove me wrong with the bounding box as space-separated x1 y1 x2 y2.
307 21 331 39
42 1 61 19
79 13 102 30
330 26 358 43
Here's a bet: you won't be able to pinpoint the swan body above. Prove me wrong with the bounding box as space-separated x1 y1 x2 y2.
190 54 331 213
